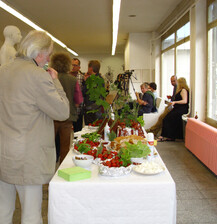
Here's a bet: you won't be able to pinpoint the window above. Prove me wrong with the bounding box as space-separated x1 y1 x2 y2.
207 0 217 122
208 0 217 23
161 13 190 99
162 34 175 50
176 41 190 82
162 49 175 98
177 22 190 42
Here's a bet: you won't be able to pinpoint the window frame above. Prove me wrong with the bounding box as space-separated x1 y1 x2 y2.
207 0 217 127
160 12 190 98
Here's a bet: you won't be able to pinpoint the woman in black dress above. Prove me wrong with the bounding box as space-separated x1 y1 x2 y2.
158 77 189 141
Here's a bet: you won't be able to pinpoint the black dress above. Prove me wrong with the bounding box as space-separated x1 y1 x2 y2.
161 89 189 139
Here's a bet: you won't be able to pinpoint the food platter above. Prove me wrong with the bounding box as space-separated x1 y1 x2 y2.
99 164 133 177
133 161 165 175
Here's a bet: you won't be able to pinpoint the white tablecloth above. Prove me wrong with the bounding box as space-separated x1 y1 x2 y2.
48 148 176 224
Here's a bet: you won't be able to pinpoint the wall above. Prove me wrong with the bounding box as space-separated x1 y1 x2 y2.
124 39 130 70
127 33 152 70
78 54 124 82
124 33 154 99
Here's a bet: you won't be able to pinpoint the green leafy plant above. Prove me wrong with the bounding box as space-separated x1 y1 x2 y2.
96 144 103 157
137 116 145 127
107 130 117 141
85 75 110 111
118 141 151 166
81 132 101 142
76 140 91 154
85 76 145 133
110 86 143 128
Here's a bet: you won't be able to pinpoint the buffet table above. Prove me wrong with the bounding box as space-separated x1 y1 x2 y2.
48 145 176 224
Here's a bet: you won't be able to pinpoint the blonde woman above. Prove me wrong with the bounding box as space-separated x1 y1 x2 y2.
158 77 189 141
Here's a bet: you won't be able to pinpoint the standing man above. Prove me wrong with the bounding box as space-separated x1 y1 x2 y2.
0 30 69 224
146 75 177 136
71 58 84 132
83 60 104 125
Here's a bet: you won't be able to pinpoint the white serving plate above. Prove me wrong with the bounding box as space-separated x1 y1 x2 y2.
133 161 165 175
88 126 99 131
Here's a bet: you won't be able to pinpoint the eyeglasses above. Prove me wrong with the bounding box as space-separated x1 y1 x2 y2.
72 64 80 67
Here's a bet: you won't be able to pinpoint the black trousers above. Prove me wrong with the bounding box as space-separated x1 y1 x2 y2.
73 112 83 132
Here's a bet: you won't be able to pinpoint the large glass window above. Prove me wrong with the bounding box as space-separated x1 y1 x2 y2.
177 22 190 42
161 14 190 99
208 0 217 122
162 49 175 98
176 41 190 84
208 1 217 23
162 34 175 50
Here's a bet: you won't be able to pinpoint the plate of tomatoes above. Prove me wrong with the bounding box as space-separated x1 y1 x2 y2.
99 156 132 177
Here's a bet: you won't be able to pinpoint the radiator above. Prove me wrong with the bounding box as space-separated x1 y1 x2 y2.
185 118 217 175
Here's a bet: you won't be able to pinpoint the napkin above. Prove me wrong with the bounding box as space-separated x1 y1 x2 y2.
58 167 91 181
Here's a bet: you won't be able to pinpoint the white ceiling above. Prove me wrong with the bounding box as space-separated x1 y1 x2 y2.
0 0 183 56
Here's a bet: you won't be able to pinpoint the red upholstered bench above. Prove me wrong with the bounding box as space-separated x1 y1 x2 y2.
185 118 217 175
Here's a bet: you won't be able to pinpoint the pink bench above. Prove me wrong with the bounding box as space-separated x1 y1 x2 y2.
185 118 217 175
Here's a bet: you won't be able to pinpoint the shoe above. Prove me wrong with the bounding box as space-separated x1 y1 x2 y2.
157 136 165 142
157 136 175 142
165 138 175 142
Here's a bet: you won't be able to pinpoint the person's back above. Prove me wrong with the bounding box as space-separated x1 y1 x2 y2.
0 25 22 66
58 73 78 121
50 52 80 163
83 60 104 124
0 30 69 224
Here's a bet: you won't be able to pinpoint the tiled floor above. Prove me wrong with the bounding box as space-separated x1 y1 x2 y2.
12 141 217 224
158 141 217 224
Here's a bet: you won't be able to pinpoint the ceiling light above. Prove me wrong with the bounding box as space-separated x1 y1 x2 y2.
112 0 121 56
0 0 78 56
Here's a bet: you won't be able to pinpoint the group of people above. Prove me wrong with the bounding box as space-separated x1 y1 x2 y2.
52 56 104 164
136 82 157 116
145 75 190 141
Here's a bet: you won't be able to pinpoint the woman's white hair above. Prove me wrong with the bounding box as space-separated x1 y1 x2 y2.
17 30 53 59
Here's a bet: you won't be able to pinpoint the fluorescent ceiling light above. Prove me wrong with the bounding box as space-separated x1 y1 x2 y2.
0 0 78 56
112 0 121 56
